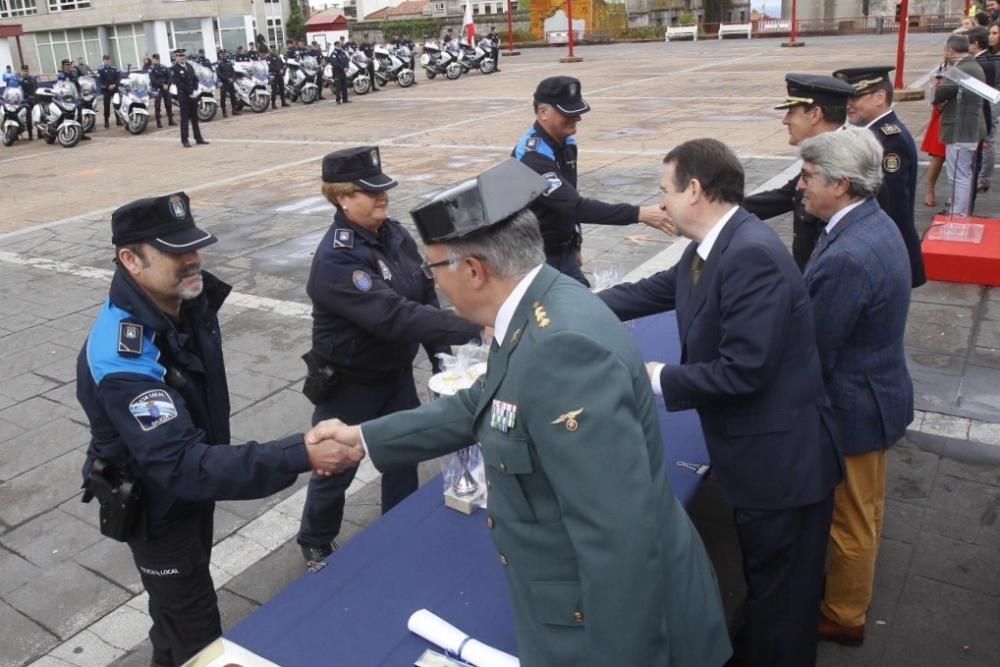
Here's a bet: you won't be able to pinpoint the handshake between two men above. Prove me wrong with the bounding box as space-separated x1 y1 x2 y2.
304 419 366 476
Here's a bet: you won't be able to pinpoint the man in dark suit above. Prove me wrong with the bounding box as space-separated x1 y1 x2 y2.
833 65 926 287
744 74 855 270
600 138 843 667
306 160 732 667
797 128 914 646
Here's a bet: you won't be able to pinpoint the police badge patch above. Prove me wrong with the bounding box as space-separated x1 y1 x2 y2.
883 153 901 173
526 136 539 151
118 322 144 356
353 270 373 292
370 148 380 168
378 259 392 280
541 172 563 196
334 229 354 249
129 389 178 431
168 194 187 220
880 124 902 136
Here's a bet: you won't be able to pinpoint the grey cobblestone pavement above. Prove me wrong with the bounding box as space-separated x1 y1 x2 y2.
0 34 998 667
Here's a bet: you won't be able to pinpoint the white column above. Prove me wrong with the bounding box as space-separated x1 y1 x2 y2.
243 14 256 50
151 20 171 59
200 17 218 61
0 38 14 75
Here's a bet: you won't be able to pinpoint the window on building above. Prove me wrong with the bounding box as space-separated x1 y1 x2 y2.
434 2 445 11
35 27 103 74
0 0 37 19
266 18 285 50
169 18 205 56
473 5 479 14
216 16 247 53
106 23 147 70
497 2 504 13
484 4 491 13
47 0 90 12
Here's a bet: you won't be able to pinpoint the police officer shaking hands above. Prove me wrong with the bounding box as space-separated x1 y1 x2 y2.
297 147 484 571
76 193 350 666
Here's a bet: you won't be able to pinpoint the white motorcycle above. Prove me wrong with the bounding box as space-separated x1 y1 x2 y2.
421 40 462 80
233 60 271 113
77 75 99 133
374 45 415 88
111 73 150 134
192 63 220 121
32 81 83 148
1 87 30 146
460 38 498 75
285 55 320 104
345 52 372 95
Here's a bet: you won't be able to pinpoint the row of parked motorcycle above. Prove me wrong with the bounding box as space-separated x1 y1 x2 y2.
0 38 501 150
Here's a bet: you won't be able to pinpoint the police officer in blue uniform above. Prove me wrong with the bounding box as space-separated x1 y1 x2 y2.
297 146 483 570
170 49 208 147
308 41 327 100
75 192 345 666
149 54 175 129
512 76 671 286
261 45 289 109
833 65 927 288
215 49 240 118
57 58 92 140
97 54 120 130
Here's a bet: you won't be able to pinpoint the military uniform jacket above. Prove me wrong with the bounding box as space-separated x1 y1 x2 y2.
97 64 119 91
804 199 914 456
170 62 198 97
869 109 926 287
307 211 480 373
744 174 823 271
364 266 731 667
512 123 639 252
76 269 310 538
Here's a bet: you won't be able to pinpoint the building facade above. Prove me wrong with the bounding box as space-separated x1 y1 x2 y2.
0 0 290 75
782 0 956 20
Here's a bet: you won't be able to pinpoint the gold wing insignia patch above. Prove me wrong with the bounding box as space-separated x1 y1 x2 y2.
552 408 584 431
533 301 550 328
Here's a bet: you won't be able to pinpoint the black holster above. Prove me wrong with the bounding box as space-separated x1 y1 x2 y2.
81 458 142 542
301 350 339 405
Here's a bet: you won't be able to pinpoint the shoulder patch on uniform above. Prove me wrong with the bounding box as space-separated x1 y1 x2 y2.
352 270 373 292
118 322 144 356
883 153 901 173
129 389 178 431
541 172 563 196
526 136 539 151
333 228 354 249
377 259 392 280
880 123 901 136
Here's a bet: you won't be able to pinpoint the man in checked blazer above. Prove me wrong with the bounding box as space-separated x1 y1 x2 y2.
599 139 844 667
796 127 914 647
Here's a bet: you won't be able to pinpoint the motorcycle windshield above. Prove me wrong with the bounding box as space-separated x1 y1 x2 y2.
2 87 23 106
397 46 412 59
302 56 318 75
251 62 268 84
478 38 493 49
423 41 440 53
129 74 150 101
193 63 217 88
53 81 77 107
79 76 97 99
353 54 369 66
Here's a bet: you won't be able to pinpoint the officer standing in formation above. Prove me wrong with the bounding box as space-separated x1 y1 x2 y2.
97 55 121 130
743 74 855 270
331 40 351 105
262 45 289 109
215 50 240 118
359 33 380 92
170 49 208 148
286 39 301 60
296 146 483 570
832 65 927 288
57 58 92 140
246 41 259 61
149 54 175 129
75 192 348 666
18 64 37 141
233 46 247 62
193 49 211 67
309 41 327 100
512 76 671 286
487 25 501 71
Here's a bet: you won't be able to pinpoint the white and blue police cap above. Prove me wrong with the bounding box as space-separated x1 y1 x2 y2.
111 192 217 255
410 159 548 245
322 145 398 192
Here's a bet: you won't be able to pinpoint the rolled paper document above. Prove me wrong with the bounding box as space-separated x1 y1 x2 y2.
407 609 520 667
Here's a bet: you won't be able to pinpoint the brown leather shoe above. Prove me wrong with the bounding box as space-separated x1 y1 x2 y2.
819 613 865 646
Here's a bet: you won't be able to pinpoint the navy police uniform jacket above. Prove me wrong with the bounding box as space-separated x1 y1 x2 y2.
744 174 823 272
170 62 197 97
512 123 638 252
97 64 119 92
307 211 481 373
149 63 171 89
869 110 926 287
76 269 309 538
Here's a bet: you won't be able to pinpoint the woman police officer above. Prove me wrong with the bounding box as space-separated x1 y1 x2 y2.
297 146 483 570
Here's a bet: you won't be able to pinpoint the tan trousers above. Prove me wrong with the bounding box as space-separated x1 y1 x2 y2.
821 449 887 628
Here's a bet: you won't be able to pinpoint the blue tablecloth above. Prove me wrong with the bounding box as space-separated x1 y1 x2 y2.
227 311 708 666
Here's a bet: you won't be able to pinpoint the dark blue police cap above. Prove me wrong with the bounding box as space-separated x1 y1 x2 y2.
534 76 590 116
775 73 855 110
152 53 160 59
111 192 217 254
832 66 895 95
409 159 547 245
321 146 397 192
174 49 186 56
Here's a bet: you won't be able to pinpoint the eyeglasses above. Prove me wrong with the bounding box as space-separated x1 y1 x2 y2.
420 257 458 279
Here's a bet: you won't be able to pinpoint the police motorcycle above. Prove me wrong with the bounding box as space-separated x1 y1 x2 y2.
111 73 151 135
345 51 373 95
284 54 320 104
32 81 83 148
77 75 99 133
192 62 220 121
233 60 271 113
458 38 498 75
373 44 415 88
1 86 30 146
420 40 462 80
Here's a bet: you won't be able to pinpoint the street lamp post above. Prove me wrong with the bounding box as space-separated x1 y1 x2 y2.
559 0 583 62
782 0 805 47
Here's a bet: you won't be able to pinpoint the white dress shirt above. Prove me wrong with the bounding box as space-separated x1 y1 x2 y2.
824 199 866 235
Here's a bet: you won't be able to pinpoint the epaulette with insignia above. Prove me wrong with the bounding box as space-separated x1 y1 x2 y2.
533 301 550 328
333 228 354 249
118 322 144 357
880 123 901 136
526 136 539 151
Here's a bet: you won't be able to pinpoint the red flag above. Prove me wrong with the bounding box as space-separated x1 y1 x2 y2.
463 0 476 47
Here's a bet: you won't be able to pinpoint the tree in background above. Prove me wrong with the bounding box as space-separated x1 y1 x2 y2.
287 0 307 42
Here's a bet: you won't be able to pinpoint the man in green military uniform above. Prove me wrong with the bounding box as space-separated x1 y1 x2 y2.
306 160 731 666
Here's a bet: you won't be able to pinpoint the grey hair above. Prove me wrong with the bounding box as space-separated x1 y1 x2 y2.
798 126 884 199
947 34 970 52
445 208 545 280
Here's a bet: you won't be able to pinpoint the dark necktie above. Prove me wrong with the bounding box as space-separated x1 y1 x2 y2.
690 255 705 289
808 229 830 266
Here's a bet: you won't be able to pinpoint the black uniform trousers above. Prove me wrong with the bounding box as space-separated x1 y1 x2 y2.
730 492 834 667
129 509 220 667
220 81 238 114
333 70 349 103
316 70 326 99
155 88 174 123
177 96 204 144
367 61 379 89
298 374 419 548
102 91 115 125
271 76 286 107
545 246 589 287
